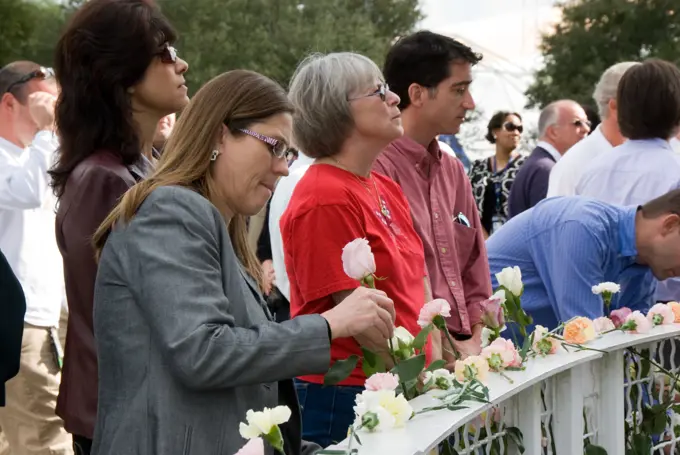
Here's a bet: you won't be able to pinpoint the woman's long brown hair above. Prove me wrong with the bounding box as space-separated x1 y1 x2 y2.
92 70 294 290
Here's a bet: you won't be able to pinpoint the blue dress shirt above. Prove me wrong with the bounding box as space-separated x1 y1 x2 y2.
487 196 655 332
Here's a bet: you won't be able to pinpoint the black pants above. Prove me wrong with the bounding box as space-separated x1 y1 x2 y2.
73 435 92 455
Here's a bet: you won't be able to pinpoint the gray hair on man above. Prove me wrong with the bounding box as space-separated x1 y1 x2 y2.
537 99 583 138
288 52 383 158
592 61 640 119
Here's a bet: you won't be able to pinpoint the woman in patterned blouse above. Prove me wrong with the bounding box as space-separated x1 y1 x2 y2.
468 111 526 238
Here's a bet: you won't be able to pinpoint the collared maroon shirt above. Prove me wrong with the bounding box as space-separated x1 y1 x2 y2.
374 136 492 337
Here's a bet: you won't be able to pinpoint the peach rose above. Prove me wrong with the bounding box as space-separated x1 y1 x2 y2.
563 317 596 344
622 311 652 334
454 355 489 383
668 302 680 323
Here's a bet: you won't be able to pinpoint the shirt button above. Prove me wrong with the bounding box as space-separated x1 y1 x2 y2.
441 247 447 253
434 213 439 219
450 281 456 287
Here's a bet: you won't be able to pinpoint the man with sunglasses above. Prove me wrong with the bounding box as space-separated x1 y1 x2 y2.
0 61 72 454
507 99 589 218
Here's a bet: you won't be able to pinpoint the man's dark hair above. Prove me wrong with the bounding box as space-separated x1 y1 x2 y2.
49 0 177 199
383 31 482 111
641 189 680 218
617 59 680 140
0 61 42 103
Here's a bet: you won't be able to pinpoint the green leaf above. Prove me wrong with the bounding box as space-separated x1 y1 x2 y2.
631 433 652 454
584 444 608 455
324 355 359 386
393 353 426 384
425 359 447 372
639 349 651 378
505 426 525 453
412 324 433 351
446 404 468 411
264 425 285 454
361 348 386 377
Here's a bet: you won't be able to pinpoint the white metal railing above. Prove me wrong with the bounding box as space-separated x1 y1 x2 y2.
325 325 680 455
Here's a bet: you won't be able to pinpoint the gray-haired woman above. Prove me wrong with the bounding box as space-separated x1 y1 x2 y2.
281 52 440 446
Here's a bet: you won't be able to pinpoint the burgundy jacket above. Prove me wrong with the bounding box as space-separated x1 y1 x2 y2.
55 150 152 438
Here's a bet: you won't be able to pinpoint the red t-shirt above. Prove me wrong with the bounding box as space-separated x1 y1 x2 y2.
281 164 431 386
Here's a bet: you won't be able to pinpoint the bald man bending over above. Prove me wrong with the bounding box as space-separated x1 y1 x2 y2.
508 100 590 218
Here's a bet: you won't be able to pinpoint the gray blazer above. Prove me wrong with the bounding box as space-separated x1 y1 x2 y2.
91 186 331 455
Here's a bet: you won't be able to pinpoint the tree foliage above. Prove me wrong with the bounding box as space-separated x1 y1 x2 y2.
1 0 421 92
525 0 680 109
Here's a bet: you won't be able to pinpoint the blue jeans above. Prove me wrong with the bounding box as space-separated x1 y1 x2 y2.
295 379 363 447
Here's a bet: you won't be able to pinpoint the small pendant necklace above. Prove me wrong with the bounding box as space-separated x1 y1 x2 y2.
331 158 391 222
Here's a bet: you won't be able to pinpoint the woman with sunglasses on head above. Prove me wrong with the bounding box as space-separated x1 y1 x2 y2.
468 111 526 238
48 0 188 452
90 70 394 455
281 53 437 447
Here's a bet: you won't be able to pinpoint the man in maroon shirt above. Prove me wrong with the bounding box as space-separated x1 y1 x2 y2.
374 31 492 365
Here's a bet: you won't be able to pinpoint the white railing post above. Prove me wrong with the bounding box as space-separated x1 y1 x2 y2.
553 364 585 454
596 349 625 453
512 383 542 455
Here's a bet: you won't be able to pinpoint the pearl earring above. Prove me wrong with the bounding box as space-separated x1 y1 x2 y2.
210 150 219 161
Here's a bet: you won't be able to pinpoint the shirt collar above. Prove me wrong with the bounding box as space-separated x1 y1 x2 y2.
390 135 441 166
536 141 561 162
618 206 638 258
0 136 24 156
619 137 673 153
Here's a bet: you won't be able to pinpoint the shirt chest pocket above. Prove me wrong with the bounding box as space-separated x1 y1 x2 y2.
451 222 477 272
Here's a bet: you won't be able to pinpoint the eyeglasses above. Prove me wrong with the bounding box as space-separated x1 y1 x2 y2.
348 83 389 102
4 67 55 95
156 44 178 64
503 122 523 134
572 119 592 129
238 129 298 161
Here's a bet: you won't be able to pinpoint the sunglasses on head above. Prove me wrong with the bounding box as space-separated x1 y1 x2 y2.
5 67 55 95
156 43 178 64
238 128 299 162
503 122 523 134
348 83 389 102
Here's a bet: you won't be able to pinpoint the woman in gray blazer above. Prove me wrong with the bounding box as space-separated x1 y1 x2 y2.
90 70 395 455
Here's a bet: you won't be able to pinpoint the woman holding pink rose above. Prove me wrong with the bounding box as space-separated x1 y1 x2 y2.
281 52 437 447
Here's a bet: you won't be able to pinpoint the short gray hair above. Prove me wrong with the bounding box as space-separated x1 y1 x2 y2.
592 61 640 119
537 102 561 138
288 52 383 158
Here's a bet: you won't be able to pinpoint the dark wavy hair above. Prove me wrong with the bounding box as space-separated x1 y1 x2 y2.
384 31 482 111
49 0 177 198
485 111 522 144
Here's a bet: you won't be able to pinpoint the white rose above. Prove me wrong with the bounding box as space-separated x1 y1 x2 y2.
591 282 621 295
424 368 455 390
354 390 413 430
533 325 549 342
391 326 414 349
238 406 291 439
341 238 376 281
480 326 493 348
495 266 523 296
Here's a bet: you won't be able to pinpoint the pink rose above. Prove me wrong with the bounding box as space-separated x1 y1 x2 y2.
593 317 615 334
647 303 674 326
364 372 399 392
417 299 452 328
235 438 264 455
341 238 376 281
481 338 521 368
480 292 505 329
623 311 652 334
610 307 632 328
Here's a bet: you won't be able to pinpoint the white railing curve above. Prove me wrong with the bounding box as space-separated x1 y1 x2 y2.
326 325 680 455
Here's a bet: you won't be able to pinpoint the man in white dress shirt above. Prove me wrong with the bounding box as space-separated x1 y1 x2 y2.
269 151 315 311
547 62 639 197
0 61 72 454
